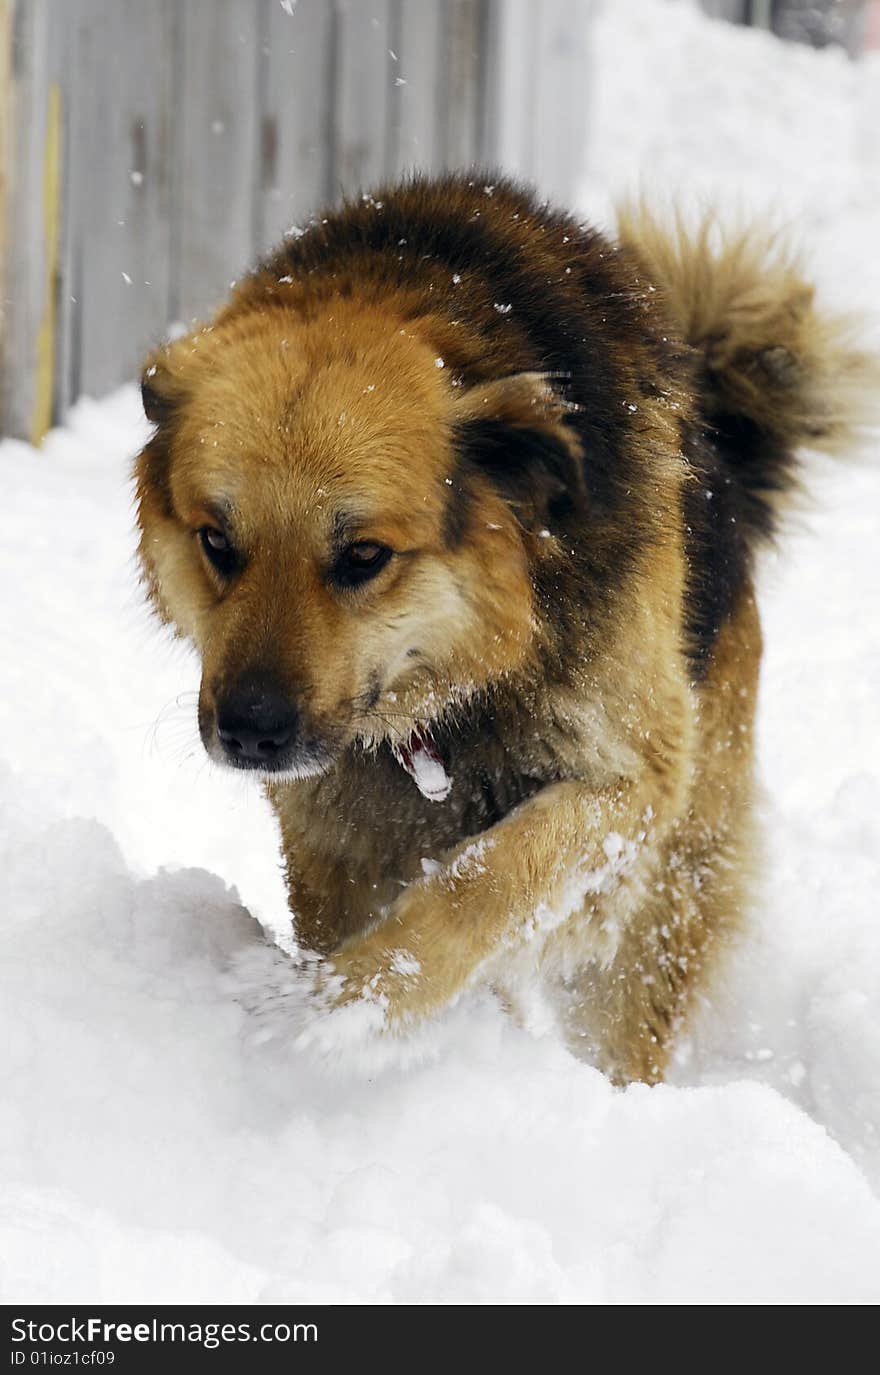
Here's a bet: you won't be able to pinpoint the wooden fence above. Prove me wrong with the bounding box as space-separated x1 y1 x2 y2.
0 0 597 442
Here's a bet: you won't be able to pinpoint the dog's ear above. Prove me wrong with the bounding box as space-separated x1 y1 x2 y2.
140 345 189 425
453 373 585 524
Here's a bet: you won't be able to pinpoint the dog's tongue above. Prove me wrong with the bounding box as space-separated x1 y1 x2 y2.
393 729 452 802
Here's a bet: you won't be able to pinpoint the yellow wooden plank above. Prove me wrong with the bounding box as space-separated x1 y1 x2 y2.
33 80 61 445
0 0 11 422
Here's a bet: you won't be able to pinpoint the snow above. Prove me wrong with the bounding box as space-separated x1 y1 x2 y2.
2 0 880 1303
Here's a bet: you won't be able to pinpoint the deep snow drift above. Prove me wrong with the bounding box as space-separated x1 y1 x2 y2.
2 1 879 1302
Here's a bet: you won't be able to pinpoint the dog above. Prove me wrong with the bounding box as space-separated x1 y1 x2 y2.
135 174 875 1082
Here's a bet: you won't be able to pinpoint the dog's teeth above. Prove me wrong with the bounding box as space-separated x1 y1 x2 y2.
394 731 452 802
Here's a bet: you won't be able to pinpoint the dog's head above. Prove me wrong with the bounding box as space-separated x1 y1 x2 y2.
135 301 583 778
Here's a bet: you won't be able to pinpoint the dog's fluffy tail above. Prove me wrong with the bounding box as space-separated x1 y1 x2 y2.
617 202 879 538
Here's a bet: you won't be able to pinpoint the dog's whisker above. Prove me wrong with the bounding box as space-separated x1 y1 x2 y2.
140 692 202 764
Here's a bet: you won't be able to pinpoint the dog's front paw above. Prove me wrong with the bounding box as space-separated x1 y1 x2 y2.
289 936 444 1072
227 888 455 1066
307 879 474 1047
227 937 326 1044
307 937 424 1030
226 924 422 1051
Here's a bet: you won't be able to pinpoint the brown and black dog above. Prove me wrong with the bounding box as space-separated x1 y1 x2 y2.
135 174 875 1082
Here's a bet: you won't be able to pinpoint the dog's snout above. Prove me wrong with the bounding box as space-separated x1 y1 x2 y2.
215 678 298 766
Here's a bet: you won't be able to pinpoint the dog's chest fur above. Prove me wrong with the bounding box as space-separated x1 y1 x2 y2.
268 685 609 947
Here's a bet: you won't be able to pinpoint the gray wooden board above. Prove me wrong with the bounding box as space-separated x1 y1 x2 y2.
441 0 482 170
333 0 392 198
2 0 52 437
51 0 80 417
258 0 336 254
701 0 749 19
388 0 444 178
529 0 592 204
0 0 11 402
66 0 175 401
2 0 593 438
172 0 261 325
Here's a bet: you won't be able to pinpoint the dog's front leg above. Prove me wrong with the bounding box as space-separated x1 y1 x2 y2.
320 777 664 1033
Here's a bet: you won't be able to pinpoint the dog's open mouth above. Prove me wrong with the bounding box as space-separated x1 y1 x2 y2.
393 729 453 802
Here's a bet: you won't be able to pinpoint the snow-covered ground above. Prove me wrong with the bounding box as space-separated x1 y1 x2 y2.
2 1 879 1302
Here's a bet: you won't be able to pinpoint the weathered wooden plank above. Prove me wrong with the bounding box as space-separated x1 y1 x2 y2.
3 0 583 436
50 0 81 421
333 0 392 197
441 0 482 170
700 0 749 19
528 0 592 204
257 0 335 253
64 0 175 403
387 0 444 177
475 0 501 168
484 0 537 182
1 0 59 440
173 0 261 324
485 0 589 205
0 0 11 401
484 0 539 182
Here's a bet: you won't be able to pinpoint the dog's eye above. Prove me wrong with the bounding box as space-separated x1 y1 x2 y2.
198 526 238 577
333 541 392 588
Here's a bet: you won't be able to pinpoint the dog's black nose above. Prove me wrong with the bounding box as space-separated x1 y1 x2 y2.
215 678 298 766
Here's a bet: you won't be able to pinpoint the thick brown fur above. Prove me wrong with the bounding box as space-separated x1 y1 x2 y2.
134 173 876 1083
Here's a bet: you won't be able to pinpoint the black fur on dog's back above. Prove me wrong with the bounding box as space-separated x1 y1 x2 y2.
253 173 682 533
